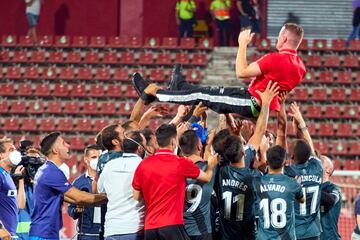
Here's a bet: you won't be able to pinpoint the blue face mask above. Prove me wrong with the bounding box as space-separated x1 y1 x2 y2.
190 123 208 145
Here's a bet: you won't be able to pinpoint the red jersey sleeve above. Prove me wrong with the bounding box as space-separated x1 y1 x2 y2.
179 157 201 179
256 53 277 74
132 163 142 191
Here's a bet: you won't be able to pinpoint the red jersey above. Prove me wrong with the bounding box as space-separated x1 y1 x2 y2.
132 149 200 230
248 49 306 111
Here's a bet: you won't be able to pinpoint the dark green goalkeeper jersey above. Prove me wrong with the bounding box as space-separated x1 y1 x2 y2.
284 157 323 239
254 173 303 240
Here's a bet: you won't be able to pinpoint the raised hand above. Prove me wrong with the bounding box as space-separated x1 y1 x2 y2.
255 80 280 104
193 102 208 118
238 29 255 46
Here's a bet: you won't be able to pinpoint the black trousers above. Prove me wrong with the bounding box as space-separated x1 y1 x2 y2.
215 19 231 46
179 19 194 38
145 225 190 240
156 85 260 119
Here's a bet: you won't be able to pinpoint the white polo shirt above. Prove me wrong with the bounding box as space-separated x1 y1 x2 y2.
97 153 145 237
26 0 41 15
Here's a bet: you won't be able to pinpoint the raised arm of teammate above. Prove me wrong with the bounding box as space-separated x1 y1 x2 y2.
275 92 288 149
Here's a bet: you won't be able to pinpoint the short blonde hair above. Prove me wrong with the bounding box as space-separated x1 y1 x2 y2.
284 23 304 39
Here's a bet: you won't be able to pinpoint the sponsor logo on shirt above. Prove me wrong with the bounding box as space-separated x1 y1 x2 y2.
7 190 17 197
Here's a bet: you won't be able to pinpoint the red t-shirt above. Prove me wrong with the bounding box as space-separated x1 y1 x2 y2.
132 149 201 230
248 49 306 111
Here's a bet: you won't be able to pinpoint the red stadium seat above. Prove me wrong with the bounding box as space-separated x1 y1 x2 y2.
3 118 19 131
107 36 123 48
0 101 9 113
21 118 37 131
155 53 172 65
192 54 208 66
343 55 358 68
186 69 201 83
48 52 63 63
126 36 143 48
53 84 69 97
65 52 81 64
174 53 190 65
23 66 39 80
93 119 110 131
83 51 99 64
343 105 359 119
138 52 154 65
318 71 334 84
18 36 33 47
336 123 353 137
46 101 62 114
349 142 360 156
0 51 9 62
1 35 17 47
331 141 348 155
70 84 87 97
144 37 160 49
102 52 118 64
330 39 346 51
161 37 178 49
113 68 129 81
75 119 93 132
89 36 106 48
318 122 334 137
330 88 346 102
12 51 28 63
348 40 360 51
312 39 327 51
344 160 359 170
107 84 122 97
119 102 135 115
336 71 352 84
17 84 33 96
108 36 142 48
197 38 214 50
38 118 55 132
323 55 339 68
63 102 80 114
149 69 165 82
9 101 26 114
313 141 329 155
292 88 308 101
306 55 321 67
350 89 360 101
35 84 51 97
311 88 327 101
298 39 308 51
94 67 110 80
256 38 271 51
6 66 21 79
0 83 15 96
180 38 195 49
123 85 138 98
54 36 70 47
77 67 93 80
42 67 57 80
119 52 135 64
354 123 360 137
249 54 261 62
72 36 88 48
38 35 53 47
28 101 44 114
99 102 116 115
82 102 99 115
30 51 46 63
306 105 322 119
88 85 105 97
324 105 341 119
70 137 85 150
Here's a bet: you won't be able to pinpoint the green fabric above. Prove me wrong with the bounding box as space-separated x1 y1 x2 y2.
16 221 31 233
176 0 196 20
210 0 231 20
250 102 260 118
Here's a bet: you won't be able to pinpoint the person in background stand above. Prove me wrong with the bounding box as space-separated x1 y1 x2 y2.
236 0 255 30
210 0 232 46
353 192 360 240
346 0 360 47
68 145 102 240
25 0 42 43
176 0 197 38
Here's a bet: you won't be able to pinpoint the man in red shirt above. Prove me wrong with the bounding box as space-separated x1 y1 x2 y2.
132 23 305 119
132 124 218 240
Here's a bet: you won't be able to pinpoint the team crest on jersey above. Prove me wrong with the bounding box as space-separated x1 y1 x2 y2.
269 178 274 183
301 169 307 175
8 190 17 197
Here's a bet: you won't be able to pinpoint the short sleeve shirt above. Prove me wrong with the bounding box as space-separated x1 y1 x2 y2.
176 0 196 20
30 161 72 239
26 0 41 15
248 49 306 111
132 149 200 230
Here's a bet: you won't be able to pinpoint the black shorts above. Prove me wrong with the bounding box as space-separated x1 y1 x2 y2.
145 225 190 240
189 234 212 240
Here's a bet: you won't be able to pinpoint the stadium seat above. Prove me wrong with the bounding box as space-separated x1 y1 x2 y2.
38 118 55 132
343 55 358 68
256 38 271 51
63 102 80 114
45 101 62 114
28 101 44 114
65 52 81 64
107 36 123 48
343 105 359 119
144 37 160 49
297 39 308 51
330 88 346 102
75 119 93 132
313 141 329 154
119 52 135 64
336 123 353 137
113 68 129 81
0 83 15 96
70 137 85 150
83 51 99 64
93 119 110 131
149 69 165 82
292 88 308 101
306 55 321 67
333 160 341 170
23 66 39 80
72 36 88 48
30 51 46 63
38 35 53 47
107 84 122 97
119 102 134 115
336 71 352 84
186 69 201 83
312 88 327 101
161 37 178 49
123 85 138 98
138 52 154 65
356 72 360 83
155 53 172 65
191 54 208 66
89 36 106 48
126 36 143 48
99 102 116 115
324 105 341 119
331 141 348 155
348 40 360 51
303 70 315 84
344 160 359 170
318 71 334 84
35 84 51 97
197 38 214 50
0 101 9 113
174 53 190 65
306 105 322 119
180 38 195 49
9 101 26 114
21 118 37 131
0 51 9 62
323 55 339 68
77 67 93 80
82 102 99 115
18 36 33 47
17 84 33 96
330 39 346 51
48 51 63 63
88 85 105 97
102 52 118 64
12 51 28 63
1 35 17 47
70 84 87 97
357 124 360 137
53 84 69 97
350 89 360 101
318 122 334 137
6 66 21 79
312 39 327 51
54 36 70 47
349 142 360 156
3 118 19 131
94 67 110 81
42 67 57 80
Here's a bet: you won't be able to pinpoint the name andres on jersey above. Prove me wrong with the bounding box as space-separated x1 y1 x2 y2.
222 179 248 191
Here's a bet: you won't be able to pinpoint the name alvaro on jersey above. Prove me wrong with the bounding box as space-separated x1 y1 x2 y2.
260 184 286 193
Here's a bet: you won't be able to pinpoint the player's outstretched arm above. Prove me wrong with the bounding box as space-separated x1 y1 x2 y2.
275 92 288 149
197 153 219 183
236 29 262 79
129 98 145 123
139 105 168 129
64 186 107 206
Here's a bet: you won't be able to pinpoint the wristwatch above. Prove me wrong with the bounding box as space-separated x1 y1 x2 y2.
0 222 3 229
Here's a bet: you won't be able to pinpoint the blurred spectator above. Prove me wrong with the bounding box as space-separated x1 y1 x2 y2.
236 0 255 30
210 0 232 46
284 12 300 25
176 0 197 38
25 0 42 43
346 0 360 47
353 193 360 239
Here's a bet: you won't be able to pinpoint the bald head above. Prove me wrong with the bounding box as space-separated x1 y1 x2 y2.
320 155 334 181
276 23 304 50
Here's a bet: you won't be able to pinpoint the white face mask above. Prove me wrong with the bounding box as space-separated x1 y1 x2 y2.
9 150 22 166
89 158 98 171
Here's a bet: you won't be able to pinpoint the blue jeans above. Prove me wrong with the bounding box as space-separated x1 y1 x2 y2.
105 233 143 240
346 24 360 47
26 13 39 28
29 237 57 240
